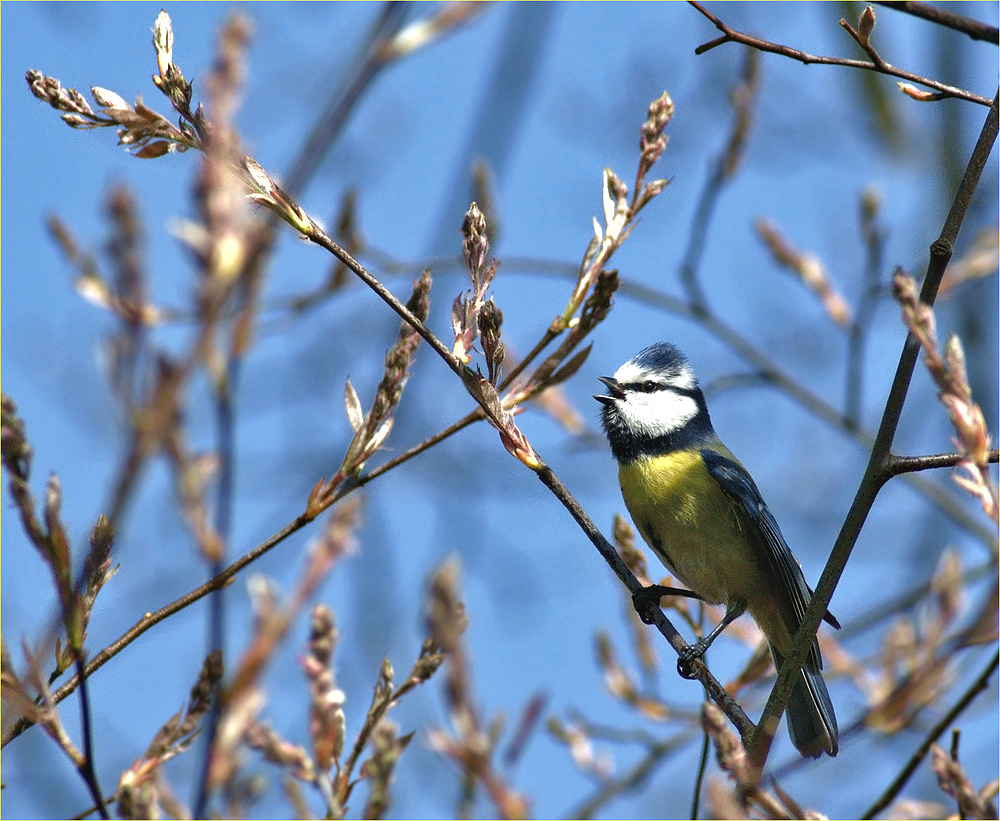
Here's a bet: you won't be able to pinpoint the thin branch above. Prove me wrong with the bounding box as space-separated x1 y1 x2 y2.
73 655 110 819
846 190 889 427
862 650 999 820
2 510 304 747
691 729 710 820
875 1 1000 44
678 47 759 310
192 362 237 820
306 226 461 373
689 2 992 107
282 2 411 198
888 449 1000 476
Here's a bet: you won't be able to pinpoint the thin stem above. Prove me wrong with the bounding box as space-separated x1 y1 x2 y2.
676 48 759 313
846 197 888 426
840 18 887 68
691 727 710 820
193 359 239 820
307 226 461 374
888 449 1000 476
678 151 722 311
73 653 110 820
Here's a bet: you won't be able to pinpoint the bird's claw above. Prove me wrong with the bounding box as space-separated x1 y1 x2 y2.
631 586 664 625
676 641 707 680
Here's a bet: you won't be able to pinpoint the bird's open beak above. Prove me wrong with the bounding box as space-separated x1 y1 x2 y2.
593 376 624 406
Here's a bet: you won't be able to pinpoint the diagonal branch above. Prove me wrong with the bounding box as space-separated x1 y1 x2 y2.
751 91 999 768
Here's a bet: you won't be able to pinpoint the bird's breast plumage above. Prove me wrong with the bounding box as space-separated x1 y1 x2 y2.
617 447 765 609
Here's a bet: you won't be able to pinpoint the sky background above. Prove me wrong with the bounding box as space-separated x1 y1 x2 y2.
3 3 998 819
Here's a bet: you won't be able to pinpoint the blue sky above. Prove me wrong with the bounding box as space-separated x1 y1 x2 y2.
3 3 998 818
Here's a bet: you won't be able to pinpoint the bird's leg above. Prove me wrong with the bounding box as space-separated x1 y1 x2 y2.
676 600 747 680
631 584 702 625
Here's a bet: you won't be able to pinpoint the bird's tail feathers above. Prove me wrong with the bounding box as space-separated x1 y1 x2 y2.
771 645 839 758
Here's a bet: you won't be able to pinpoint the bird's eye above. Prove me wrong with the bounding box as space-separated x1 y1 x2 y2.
641 380 658 392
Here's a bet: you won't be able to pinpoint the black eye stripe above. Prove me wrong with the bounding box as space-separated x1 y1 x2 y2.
626 380 697 398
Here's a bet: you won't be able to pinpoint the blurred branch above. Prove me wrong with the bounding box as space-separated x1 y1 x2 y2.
875 1 1000 44
565 730 695 819
862 650 999 820
753 91 999 769
679 47 759 311
282 2 487 199
847 187 889 426
690 2 993 106
282 2 411 198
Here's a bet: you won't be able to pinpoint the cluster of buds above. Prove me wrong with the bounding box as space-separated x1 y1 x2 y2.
452 203 500 367
25 10 232 161
424 561 529 818
930 742 995 819
243 720 316 782
636 91 675 194
894 271 997 522
1 639 85 770
244 157 312 236
450 204 543 468
116 649 224 818
700 703 821 819
26 68 196 158
151 10 193 115
1 396 119 671
340 270 432 478
301 605 346 773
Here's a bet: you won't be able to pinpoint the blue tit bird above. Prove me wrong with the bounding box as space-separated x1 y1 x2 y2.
594 342 839 758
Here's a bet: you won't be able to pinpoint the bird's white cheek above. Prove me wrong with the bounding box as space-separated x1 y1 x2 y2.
622 393 697 438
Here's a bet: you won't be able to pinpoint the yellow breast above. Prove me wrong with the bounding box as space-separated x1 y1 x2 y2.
617 449 757 607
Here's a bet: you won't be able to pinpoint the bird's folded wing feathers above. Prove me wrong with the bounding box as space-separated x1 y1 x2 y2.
700 449 825 669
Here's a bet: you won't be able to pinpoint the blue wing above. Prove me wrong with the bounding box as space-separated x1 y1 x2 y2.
700 449 836 670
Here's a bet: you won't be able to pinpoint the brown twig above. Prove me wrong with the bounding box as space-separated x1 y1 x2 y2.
888 449 1000 476
689 2 992 107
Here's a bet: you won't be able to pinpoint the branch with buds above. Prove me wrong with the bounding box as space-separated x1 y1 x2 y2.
893 271 998 522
